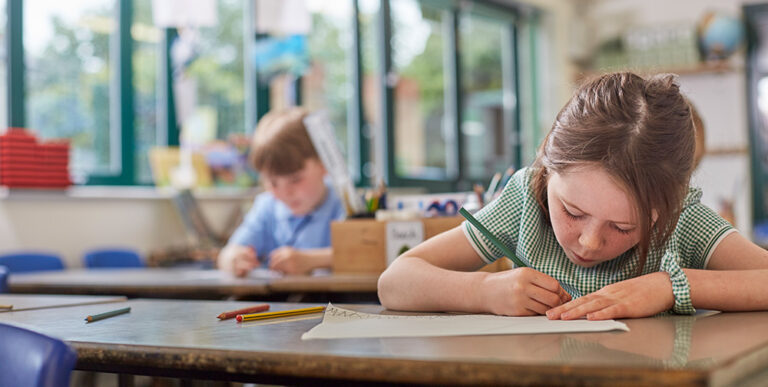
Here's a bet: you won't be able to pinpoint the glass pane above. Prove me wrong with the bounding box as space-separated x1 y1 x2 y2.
303 0 353 155
359 0 381 182
132 0 160 184
184 0 246 140
459 13 513 182
390 0 447 179
0 0 7 129
25 0 115 178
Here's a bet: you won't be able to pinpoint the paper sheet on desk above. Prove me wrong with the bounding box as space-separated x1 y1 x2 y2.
301 304 629 340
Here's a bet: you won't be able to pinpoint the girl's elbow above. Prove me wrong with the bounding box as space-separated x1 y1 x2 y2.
377 269 396 308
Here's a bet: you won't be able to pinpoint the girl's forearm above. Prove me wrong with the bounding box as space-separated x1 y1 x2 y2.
685 268 768 311
378 257 490 313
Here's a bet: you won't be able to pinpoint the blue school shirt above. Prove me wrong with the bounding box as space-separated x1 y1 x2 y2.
227 180 346 264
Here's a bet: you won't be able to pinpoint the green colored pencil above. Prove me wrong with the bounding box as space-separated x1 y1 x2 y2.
459 207 527 268
85 307 131 323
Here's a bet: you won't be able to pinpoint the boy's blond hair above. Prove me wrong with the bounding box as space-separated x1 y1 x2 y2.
248 107 319 175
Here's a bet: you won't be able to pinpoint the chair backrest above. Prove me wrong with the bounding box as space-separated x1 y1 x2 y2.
0 323 77 387
83 248 144 269
0 253 65 273
0 265 8 293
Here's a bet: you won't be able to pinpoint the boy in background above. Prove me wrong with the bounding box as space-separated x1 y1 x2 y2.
218 108 345 276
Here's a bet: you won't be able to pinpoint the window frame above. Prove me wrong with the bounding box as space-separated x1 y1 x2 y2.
4 0 525 192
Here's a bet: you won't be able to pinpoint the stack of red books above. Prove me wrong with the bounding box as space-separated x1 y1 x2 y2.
0 128 71 188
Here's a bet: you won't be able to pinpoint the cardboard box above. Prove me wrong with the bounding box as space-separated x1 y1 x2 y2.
332 216 510 274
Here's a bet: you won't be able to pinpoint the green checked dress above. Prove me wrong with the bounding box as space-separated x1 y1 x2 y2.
462 168 735 314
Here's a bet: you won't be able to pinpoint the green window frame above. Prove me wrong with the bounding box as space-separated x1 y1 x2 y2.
5 0 528 192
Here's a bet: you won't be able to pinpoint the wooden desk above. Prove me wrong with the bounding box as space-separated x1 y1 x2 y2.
0 294 126 312
7 268 270 298
268 272 379 294
0 299 767 386
7 268 379 300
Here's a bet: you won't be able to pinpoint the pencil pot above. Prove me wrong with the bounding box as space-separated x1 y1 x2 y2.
331 216 465 274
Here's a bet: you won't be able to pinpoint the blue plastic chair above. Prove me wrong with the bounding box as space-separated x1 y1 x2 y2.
0 252 65 273
0 265 8 293
83 248 144 269
0 323 77 387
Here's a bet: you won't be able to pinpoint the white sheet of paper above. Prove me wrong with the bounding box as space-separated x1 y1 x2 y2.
301 304 629 340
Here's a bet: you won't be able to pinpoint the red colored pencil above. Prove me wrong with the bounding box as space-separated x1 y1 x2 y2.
217 304 270 320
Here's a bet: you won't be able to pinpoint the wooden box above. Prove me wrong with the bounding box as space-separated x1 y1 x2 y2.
331 216 512 274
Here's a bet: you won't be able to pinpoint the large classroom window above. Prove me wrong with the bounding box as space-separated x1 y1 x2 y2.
24 0 116 182
390 0 451 183
0 0 6 129
459 7 519 183
4 0 526 191
131 0 160 184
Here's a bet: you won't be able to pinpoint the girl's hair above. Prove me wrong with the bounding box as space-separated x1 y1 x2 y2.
689 99 706 169
531 72 695 274
248 107 319 176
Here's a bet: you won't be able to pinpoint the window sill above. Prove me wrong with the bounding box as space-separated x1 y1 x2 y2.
0 186 260 201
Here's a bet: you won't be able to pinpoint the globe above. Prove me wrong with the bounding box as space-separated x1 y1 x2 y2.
697 11 745 61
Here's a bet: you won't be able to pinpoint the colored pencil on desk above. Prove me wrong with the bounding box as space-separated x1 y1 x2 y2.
236 306 326 322
0 304 13 310
459 207 526 268
217 303 270 320
85 307 131 323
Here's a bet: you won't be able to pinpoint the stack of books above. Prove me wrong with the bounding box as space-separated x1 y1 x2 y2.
0 128 71 188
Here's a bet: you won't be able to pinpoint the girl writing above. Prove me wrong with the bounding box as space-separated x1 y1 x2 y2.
378 72 768 320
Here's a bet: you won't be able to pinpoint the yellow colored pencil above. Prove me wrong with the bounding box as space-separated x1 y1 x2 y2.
236 306 325 322
0 304 13 310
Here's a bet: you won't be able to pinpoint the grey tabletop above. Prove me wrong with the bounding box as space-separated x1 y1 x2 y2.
1 299 767 386
0 294 126 312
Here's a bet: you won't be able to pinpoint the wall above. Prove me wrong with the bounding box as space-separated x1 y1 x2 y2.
576 0 758 234
510 0 758 235
0 188 253 268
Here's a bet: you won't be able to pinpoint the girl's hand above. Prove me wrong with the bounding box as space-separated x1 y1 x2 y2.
268 247 309 274
546 272 675 320
482 267 572 316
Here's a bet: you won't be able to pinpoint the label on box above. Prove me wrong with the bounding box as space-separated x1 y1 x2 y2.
386 221 424 266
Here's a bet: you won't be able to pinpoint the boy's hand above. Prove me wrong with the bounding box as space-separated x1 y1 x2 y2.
268 247 310 274
546 271 675 320
217 244 258 277
482 267 571 316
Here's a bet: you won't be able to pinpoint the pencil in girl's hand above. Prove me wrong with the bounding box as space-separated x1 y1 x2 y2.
217 303 270 320
85 307 131 323
236 306 326 322
459 207 526 268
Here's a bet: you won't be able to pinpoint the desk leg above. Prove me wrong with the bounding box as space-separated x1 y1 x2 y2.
117 374 134 387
